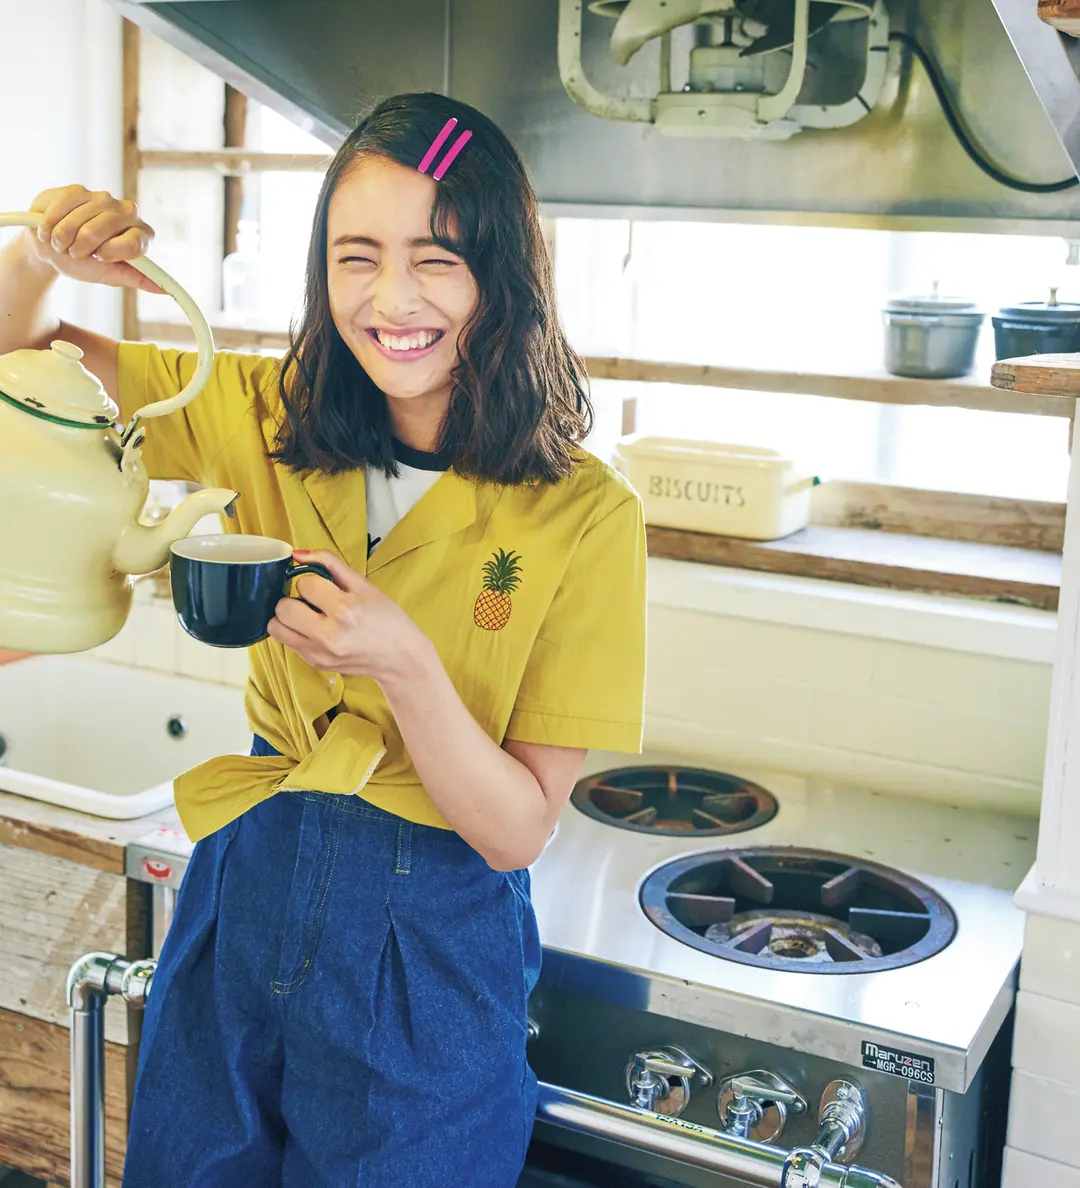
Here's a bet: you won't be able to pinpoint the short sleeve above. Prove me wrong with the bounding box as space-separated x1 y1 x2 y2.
116 342 272 484
505 494 646 752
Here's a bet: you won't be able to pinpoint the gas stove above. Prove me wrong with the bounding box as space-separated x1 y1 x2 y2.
125 749 1036 1188
524 750 1036 1188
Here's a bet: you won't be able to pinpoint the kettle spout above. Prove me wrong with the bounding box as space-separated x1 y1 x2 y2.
112 488 240 576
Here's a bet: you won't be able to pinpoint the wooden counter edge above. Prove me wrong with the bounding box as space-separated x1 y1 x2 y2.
991 353 1080 399
0 791 181 874
1039 0 1080 35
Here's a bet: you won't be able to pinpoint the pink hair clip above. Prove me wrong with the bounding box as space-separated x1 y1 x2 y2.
418 117 473 181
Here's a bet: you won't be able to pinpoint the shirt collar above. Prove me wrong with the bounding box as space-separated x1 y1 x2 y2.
301 464 476 575
392 436 451 473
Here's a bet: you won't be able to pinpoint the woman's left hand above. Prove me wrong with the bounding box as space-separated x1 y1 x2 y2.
267 550 432 684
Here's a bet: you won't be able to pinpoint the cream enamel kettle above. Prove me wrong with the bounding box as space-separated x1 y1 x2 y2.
0 212 239 654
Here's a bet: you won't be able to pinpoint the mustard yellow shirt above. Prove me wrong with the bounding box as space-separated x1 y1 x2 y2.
118 344 647 842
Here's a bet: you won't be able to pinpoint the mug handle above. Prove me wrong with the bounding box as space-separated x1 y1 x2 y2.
285 562 334 611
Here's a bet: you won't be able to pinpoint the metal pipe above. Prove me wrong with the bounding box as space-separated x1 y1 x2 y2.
150 885 177 958
557 0 654 123
66 953 156 1188
67 954 121 1188
69 992 106 1188
64 958 899 1188
535 1082 902 1188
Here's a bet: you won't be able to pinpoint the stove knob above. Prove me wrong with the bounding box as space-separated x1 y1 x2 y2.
625 1046 712 1118
718 1070 806 1143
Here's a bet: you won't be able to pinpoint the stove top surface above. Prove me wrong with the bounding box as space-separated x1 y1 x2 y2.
529 749 1037 1093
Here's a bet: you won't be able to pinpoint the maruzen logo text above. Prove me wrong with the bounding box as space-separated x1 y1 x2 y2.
862 1042 935 1083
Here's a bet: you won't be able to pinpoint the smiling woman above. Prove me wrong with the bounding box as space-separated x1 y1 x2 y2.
273 91 592 483
0 89 646 1188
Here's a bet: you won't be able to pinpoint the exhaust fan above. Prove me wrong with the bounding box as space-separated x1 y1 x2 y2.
558 0 890 139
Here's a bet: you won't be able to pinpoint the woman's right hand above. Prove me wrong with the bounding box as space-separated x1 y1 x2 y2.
26 185 164 294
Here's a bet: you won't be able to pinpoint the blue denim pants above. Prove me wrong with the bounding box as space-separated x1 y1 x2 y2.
123 737 541 1187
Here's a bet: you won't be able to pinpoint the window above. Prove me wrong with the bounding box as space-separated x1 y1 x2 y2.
554 218 1072 502
130 27 328 343
125 20 1067 606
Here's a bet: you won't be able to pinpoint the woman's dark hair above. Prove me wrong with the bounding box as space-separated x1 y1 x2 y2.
271 92 592 483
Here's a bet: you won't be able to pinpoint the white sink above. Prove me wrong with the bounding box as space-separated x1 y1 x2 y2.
0 656 252 818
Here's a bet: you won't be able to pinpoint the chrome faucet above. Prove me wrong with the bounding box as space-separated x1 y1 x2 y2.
782 1080 868 1188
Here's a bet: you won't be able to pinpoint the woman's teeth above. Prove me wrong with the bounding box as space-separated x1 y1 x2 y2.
373 329 442 352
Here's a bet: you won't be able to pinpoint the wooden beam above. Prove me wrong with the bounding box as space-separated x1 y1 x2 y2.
584 356 1074 418
139 149 328 175
223 85 249 258
646 524 1061 610
121 19 141 342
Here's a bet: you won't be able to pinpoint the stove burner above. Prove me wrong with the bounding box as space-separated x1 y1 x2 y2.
571 766 778 837
641 847 957 974
706 910 883 964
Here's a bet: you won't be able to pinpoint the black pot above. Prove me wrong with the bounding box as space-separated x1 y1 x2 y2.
993 294 1080 360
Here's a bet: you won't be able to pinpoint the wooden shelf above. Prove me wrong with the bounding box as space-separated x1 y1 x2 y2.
585 357 1076 418
134 323 1074 420
139 148 327 175
812 480 1065 552
1039 0 1080 35
647 524 1061 610
139 319 291 351
134 315 1065 602
991 353 1080 400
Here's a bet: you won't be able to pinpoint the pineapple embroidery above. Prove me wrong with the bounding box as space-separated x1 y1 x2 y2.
473 549 523 631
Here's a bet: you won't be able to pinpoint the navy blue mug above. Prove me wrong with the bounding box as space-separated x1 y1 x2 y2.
170 534 332 648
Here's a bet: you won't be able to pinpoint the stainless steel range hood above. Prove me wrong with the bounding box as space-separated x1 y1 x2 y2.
107 0 1080 233
991 0 1080 183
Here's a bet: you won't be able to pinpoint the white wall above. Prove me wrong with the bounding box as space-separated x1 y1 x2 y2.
1004 913 1080 1186
0 0 123 338
646 602 1049 816
95 563 1053 818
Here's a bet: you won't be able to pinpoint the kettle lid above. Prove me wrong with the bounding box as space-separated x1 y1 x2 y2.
0 340 119 428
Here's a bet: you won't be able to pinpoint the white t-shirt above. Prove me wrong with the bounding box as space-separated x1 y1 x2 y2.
364 438 448 557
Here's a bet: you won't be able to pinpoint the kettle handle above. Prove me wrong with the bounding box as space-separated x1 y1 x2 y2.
0 211 214 429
